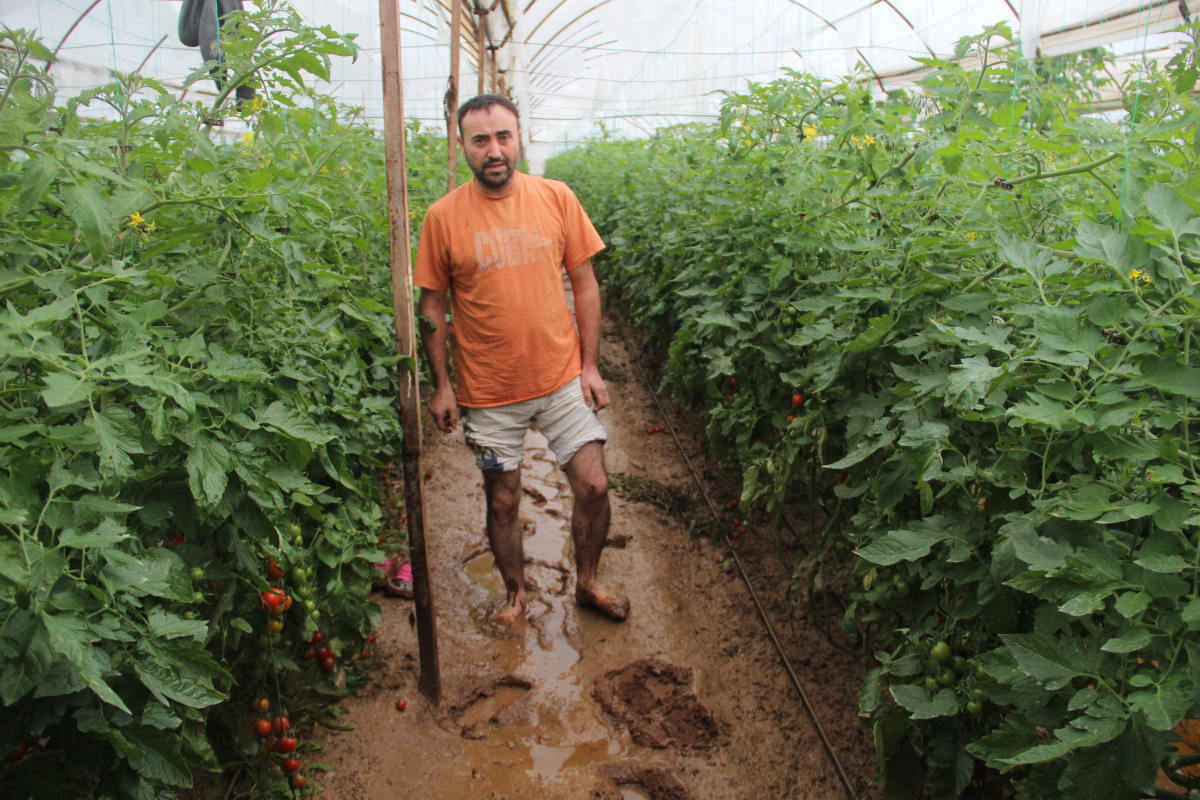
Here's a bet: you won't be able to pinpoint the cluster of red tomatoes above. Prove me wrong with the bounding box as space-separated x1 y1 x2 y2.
250 698 307 790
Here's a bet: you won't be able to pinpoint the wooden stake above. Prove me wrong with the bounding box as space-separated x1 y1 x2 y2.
446 0 463 194
378 0 441 706
488 46 498 94
475 6 488 96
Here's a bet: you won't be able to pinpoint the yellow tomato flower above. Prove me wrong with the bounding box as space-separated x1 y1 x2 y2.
127 211 144 228
963 231 977 242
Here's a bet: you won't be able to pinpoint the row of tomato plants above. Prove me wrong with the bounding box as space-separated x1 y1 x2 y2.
0 4 458 797
548 21 1200 800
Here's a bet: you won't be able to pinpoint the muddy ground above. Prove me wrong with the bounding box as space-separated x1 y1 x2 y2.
310 309 882 800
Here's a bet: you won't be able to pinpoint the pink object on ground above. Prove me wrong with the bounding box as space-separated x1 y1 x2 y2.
397 563 412 582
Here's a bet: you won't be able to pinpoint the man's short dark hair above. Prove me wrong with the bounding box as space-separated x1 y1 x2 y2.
457 94 520 132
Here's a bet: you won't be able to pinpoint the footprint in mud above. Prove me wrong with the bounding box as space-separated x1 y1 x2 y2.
592 658 727 751
451 673 533 740
594 761 693 800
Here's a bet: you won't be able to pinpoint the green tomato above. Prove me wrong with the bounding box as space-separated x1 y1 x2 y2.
975 665 988 681
191 591 205 604
288 524 303 538
290 567 306 583
936 669 957 688
966 700 983 715
189 567 205 582
309 609 321 621
924 676 938 694
292 535 303 547
304 599 316 613
952 656 968 674
931 641 952 663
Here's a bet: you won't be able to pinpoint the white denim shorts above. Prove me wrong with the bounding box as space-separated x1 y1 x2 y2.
460 376 607 472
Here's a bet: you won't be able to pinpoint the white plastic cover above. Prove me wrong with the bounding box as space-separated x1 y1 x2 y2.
1 0 1192 170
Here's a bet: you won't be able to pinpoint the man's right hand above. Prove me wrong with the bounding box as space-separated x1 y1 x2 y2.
428 386 459 433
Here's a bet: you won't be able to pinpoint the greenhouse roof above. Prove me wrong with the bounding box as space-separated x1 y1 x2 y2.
1 0 1194 170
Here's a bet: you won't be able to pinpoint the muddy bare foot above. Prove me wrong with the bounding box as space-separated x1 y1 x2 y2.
493 596 527 625
576 582 630 621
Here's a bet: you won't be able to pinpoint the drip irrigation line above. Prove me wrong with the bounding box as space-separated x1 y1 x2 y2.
624 343 856 800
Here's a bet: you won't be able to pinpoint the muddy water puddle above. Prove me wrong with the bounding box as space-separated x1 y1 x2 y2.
454 432 630 794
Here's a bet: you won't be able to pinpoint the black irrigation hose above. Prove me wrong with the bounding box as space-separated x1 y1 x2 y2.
624 351 857 799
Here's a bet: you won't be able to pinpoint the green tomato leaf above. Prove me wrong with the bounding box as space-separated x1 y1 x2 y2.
890 684 959 719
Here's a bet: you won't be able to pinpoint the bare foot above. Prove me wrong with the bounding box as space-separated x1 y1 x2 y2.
575 582 630 622
493 596 527 625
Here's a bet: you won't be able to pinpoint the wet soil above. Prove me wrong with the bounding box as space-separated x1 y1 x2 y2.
311 310 881 800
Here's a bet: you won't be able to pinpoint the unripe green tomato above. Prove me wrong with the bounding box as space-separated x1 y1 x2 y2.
309 609 320 621
296 585 312 599
269 633 282 646
189 567 205 582
304 599 316 613
967 700 983 715
183 611 197 620
290 567 305 583
257 634 270 649
952 656 968 674
288 524 303 538
292 535 303 547
937 669 957 687
268 764 285 781
924 676 938 694
970 688 986 701
975 665 988 681
931 641 952 662
927 656 940 671
191 591 205 604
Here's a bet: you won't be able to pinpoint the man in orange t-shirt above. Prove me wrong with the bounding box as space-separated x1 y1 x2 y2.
415 95 629 625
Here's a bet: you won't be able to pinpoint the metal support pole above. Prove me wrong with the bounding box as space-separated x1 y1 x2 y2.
378 0 442 707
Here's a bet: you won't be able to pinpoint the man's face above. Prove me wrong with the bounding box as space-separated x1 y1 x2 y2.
459 105 521 192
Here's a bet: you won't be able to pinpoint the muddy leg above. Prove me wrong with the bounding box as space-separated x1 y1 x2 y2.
483 468 526 624
564 442 629 621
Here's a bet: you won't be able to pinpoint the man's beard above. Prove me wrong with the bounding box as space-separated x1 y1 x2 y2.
469 150 519 190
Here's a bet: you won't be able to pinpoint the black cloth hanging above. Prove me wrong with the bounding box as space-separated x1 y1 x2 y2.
179 0 255 101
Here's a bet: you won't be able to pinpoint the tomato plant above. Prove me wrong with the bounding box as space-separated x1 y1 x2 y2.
550 19 1200 800
0 4 467 797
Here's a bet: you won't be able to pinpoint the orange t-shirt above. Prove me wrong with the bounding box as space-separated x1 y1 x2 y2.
414 172 605 408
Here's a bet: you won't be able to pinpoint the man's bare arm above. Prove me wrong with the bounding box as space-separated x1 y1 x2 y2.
417 288 458 432
569 260 609 411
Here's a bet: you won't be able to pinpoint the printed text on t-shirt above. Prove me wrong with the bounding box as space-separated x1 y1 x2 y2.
473 224 553 272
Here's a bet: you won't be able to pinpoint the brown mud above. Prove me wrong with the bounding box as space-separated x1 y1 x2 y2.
311 310 882 800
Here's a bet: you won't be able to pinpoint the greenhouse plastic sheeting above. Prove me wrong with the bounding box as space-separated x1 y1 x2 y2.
1 0 1192 170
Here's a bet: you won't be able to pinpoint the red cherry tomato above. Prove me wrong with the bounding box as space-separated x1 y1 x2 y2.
791 392 805 409
302 647 316 660
309 631 324 645
290 774 308 790
272 716 290 735
283 757 301 775
261 588 285 610
276 735 298 754
319 655 335 672
254 718 272 737
267 559 285 580
4 739 31 763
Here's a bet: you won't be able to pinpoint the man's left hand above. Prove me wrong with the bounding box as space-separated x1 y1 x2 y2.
580 365 609 411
